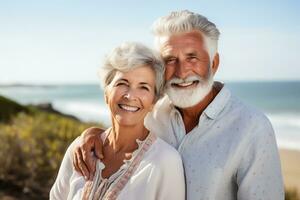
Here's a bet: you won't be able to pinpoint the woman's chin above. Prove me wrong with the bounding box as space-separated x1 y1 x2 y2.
114 117 142 127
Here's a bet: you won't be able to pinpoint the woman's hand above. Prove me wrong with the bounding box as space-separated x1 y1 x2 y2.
73 127 104 180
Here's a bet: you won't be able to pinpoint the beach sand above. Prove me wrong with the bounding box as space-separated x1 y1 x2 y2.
279 149 300 192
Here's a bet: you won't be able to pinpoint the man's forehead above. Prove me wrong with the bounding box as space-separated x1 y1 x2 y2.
158 31 205 49
161 47 200 59
160 41 206 58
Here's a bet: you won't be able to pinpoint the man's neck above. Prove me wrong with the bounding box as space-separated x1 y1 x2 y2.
178 82 223 133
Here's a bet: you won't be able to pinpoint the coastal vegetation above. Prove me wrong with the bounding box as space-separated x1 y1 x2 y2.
0 95 100 199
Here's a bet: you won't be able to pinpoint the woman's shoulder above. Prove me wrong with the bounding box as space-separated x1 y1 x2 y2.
154 137 179 153
147 136 182 165
65 137 81 157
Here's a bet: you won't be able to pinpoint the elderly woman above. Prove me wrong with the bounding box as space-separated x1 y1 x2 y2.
50 42 185 200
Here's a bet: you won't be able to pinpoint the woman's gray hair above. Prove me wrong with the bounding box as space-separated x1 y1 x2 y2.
151 10 220 61
98 42 165 100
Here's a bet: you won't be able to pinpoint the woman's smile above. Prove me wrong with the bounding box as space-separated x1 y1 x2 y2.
118 104 140 112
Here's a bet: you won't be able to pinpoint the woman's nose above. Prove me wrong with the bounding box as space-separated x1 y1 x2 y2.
122 89 137 101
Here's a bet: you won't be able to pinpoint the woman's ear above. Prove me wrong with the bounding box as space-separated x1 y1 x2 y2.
104 89 109 104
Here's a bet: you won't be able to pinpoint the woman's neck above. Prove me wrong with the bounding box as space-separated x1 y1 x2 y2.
107 122 149 154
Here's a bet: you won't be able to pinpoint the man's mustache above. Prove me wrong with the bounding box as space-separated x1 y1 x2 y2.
167 75 206 86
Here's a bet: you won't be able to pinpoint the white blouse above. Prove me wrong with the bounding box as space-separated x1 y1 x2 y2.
50 132 185 200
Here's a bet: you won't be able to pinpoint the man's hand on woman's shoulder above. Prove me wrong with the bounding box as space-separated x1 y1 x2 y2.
72 127 105 180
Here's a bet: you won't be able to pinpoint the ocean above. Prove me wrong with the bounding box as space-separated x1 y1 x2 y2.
1 81 299 150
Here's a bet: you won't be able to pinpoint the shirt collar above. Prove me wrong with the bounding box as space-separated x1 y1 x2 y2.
203 84 231 120
165 82 231 120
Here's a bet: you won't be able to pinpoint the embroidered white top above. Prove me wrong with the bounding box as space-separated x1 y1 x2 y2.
50 133 185 200
144 84 284 200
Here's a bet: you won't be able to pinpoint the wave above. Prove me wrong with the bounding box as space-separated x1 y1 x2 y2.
53 100 111 127
52 101 300 150
267 113 300 128
267 112 300 150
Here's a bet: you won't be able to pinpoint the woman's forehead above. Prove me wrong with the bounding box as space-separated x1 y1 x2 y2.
112 66 156 84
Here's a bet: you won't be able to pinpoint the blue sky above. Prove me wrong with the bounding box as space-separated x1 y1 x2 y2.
0 0 299 84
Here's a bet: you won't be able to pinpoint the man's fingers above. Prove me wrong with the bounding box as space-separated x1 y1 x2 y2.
82 148 96 179
73 149 82 176
71 127 105 180
76 149 90 180
94 137 104 159
81 127 105 160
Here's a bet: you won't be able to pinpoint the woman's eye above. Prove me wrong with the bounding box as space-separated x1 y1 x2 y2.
116 82 127 86
141 86 150 91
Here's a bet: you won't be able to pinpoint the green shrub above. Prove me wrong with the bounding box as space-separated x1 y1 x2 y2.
0 96 28 123
0 96 101 199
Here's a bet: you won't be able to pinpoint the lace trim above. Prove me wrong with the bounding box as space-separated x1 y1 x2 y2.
82 132 157 200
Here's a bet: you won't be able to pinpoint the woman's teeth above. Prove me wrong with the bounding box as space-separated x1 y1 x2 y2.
119 104 139 112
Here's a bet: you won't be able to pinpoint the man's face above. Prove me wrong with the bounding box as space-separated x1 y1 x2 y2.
159 31 215 108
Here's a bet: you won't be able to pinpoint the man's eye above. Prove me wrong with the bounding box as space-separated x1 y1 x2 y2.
188 56 198 61
165 59 176 65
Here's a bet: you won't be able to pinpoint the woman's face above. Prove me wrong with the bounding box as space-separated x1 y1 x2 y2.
105 65 156 127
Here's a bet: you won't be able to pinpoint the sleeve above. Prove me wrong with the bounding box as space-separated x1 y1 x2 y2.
49 138 80 200
236 116 284 200
156 148 186 200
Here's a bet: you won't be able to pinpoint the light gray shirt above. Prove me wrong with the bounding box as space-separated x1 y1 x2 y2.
145 85 284 200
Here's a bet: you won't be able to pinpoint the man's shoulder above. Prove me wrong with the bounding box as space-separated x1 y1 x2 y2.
226 91 273 131
152 95 174 116
144 95 176 141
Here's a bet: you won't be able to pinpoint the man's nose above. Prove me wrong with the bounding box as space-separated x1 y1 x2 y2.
175 60 193 79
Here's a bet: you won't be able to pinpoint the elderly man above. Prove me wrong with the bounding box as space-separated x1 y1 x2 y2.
72 10 284 199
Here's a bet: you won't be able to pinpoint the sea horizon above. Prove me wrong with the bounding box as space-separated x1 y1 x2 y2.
1 79 300 86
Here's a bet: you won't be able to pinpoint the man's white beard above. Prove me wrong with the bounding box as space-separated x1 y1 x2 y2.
165 73 214 108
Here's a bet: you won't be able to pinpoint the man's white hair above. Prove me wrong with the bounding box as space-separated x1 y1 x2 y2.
151 10 220 61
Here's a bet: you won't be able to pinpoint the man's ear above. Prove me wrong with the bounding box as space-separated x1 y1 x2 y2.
211 53 219 75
